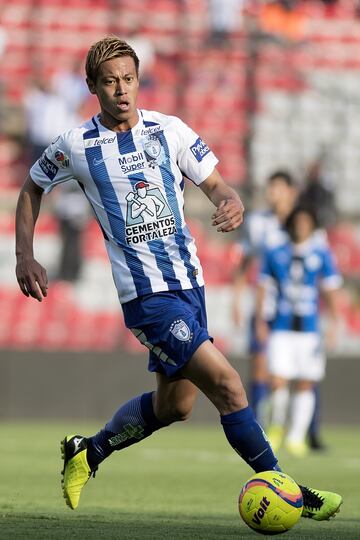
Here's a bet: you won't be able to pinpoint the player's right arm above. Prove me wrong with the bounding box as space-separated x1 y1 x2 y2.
15 175 48 302
254 283 270 344
254 247 274 343
232 254 254 327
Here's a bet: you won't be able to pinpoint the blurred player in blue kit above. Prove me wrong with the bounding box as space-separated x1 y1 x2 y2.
255 205 342 457
232 171 328 450
15 36 342 519
232 171 298 424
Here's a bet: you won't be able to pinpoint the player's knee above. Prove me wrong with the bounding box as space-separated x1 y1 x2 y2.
155 400 193 424
171 402 193 423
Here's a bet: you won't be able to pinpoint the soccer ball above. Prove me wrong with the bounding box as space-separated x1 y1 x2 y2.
238 471 303 535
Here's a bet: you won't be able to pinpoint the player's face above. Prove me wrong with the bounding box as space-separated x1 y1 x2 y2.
266 179 294 211
292 212 315 243
88 56 139 131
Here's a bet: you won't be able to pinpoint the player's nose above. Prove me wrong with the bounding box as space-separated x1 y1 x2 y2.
115 81 126 95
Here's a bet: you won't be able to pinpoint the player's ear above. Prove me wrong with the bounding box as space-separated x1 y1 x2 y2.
86 78 96 95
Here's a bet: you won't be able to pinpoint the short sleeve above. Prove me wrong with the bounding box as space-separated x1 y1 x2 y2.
175 118 218 185
320 248 343 290
30 131 76 193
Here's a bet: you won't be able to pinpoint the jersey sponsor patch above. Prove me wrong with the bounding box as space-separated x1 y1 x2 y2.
54 150 70 168
84 135 116 148
38 153 59 180
140 125 161 136
118 150 147 175
190 137 210 162
125 184 177 244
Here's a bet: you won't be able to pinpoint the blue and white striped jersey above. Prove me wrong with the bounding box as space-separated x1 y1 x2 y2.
259 236 342 333
30 109 218 303
240 209 286 259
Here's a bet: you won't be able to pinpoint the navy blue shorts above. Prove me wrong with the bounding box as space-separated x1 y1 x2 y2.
122 287 211 377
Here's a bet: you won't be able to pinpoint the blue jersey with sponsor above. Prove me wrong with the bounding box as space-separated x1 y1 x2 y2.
30 110 218 303
259 236 342 332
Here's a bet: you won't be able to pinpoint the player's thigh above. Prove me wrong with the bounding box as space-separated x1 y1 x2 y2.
180 339 247 410
154 372 198 423
267 332 297 380
270 375 288 391
295 333 325 382
295 379 315 391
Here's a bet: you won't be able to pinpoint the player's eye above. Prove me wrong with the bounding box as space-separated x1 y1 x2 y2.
125 76 133 83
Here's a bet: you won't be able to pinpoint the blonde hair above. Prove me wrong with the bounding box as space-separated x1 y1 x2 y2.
85 36 139 82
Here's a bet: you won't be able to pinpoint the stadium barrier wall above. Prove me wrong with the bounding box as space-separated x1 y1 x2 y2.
0 350 358 424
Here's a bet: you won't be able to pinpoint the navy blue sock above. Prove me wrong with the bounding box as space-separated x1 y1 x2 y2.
308 384 320 437
250 382 269 420
221 406 281 473
87 392 166 469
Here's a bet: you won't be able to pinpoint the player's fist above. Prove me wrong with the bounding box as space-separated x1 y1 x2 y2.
16 257 48 302
212 199 244 232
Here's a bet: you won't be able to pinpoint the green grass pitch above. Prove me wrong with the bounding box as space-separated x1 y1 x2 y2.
0 422 359 539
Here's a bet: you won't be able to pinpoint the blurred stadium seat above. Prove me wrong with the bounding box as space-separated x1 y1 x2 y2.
0 0 359 352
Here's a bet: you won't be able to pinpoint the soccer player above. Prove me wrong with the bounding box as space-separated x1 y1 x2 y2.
232 171 298 424
232 172 327 450
255 205 342 456
15 36 342 519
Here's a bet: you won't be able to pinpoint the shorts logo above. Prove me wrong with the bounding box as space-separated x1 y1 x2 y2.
190 137 210 162
170 320 193 342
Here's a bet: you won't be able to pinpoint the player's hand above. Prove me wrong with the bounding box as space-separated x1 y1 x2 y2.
325 321 339 351
212 199 244 233
255 318 269 344
16 257 48 302
232 302 243 327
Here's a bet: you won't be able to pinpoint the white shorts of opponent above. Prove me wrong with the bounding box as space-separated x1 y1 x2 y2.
267 331 325 382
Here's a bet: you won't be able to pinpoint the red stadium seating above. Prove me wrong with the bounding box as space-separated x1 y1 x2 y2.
1 0 360 351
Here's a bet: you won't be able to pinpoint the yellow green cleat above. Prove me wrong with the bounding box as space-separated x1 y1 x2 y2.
299 486 343 521
61 434 95 510
285 440 309 458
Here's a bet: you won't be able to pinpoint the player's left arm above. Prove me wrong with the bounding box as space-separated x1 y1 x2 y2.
320 247 343 350
199 168 244 233
321 287 341 350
